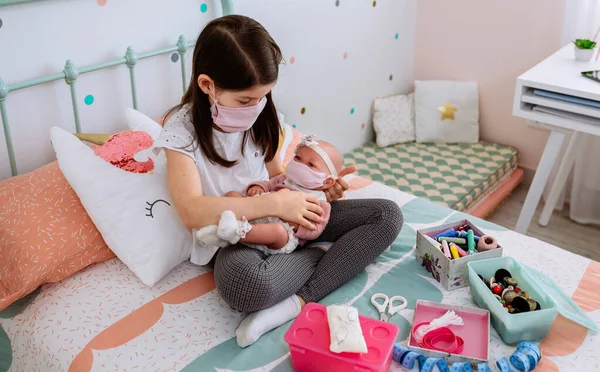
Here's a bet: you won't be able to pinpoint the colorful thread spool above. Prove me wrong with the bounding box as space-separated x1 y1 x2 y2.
433 228 455 239
438 237 466 244
435 230 459 239
450 243 468 257
450 245 460 259
477 235 498 251
442 240 452 259
467 229 476 255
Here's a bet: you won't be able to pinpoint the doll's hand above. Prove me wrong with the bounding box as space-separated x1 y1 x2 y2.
324 165 357 202
247 186 265 197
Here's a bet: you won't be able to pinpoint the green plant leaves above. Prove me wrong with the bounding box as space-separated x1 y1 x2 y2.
574 39 597 49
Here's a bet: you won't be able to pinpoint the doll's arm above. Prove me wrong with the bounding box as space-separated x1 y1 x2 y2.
246 174 287 194
295 201 331 241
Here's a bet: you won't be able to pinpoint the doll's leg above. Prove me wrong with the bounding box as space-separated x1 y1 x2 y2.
241 222 289 250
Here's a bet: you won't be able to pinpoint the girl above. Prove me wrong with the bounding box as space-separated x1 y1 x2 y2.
156 15 403 347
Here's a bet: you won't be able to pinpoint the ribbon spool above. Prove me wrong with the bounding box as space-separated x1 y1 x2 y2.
419 326 465 354
412 310 464 344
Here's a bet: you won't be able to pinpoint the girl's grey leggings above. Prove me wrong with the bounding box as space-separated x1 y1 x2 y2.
214 198 403 312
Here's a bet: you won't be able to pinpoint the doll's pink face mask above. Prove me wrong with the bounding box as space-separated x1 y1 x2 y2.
285 135 338 189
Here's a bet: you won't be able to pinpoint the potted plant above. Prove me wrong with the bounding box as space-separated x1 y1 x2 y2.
573 39 597 62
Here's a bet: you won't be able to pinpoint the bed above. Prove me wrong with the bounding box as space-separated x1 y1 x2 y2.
0 1 598 372
1 181 599 371
344 141 525 218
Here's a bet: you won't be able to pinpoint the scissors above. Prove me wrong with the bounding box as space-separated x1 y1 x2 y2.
370 293 407 322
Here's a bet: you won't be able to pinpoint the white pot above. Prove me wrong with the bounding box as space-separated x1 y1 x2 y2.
574 45 595 62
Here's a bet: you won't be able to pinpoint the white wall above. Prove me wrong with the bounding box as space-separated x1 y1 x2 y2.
0 0 416 179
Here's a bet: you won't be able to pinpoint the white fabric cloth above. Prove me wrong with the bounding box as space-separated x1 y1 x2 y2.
327 305 367 353
544 0 600 226
154 105 271 262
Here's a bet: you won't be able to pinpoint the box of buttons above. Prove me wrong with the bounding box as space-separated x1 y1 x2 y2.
416 219 503 291
468 256 598 345
284 302 399 372
406 300 490 366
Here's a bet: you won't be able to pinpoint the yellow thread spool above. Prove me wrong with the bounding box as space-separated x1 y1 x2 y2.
450 245 460 259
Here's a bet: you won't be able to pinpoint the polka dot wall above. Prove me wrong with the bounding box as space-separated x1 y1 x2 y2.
0 0 414 173
279 0 411 148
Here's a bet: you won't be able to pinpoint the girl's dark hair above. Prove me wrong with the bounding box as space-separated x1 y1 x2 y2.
165 15 283 167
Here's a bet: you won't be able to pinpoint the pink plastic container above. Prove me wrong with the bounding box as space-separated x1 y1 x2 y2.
284 303 399 372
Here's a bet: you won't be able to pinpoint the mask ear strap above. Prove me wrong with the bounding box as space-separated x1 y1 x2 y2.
306 144 338 178
208 83 218 104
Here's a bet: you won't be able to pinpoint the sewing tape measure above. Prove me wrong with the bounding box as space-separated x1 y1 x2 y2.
451 362 473 372
510 351 532 372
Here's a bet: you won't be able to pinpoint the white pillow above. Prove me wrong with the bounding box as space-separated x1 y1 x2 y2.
415 81 479 143
50 109 193 287
372 93 415 147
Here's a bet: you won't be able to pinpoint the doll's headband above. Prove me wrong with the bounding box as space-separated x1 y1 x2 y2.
295 134 338 177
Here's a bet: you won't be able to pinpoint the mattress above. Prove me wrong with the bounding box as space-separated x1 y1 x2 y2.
344 141 519 212
1 177 598 372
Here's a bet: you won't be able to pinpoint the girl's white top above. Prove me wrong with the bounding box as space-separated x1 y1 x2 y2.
154 105 271 264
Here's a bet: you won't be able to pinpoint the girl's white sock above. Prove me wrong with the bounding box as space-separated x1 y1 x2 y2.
235 295 302 348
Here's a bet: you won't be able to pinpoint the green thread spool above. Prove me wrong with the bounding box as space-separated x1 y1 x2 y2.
467 229 476 254
438 237 466 244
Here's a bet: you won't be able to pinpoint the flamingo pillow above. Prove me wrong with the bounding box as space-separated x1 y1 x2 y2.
50 109 193 287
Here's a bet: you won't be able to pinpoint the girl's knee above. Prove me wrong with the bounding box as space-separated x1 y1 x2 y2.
372 199 403 237
214 251 277 312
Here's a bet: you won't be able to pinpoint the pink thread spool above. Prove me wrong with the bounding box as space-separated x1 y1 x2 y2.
477 235 498 251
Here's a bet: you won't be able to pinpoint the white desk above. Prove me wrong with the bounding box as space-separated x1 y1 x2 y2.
512 44 600 234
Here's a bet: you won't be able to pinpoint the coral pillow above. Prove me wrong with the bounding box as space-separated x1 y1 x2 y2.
0 161 115 311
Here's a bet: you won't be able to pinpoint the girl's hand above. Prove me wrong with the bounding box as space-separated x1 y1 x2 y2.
247 186 264 197
269 189 324 231
324 165 357 202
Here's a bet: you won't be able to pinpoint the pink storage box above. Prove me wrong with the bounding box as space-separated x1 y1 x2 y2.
407 300 490 365
284 303 399 372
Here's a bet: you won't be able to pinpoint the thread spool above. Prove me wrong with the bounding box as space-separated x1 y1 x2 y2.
467 230 476 254
450 243 468 257
477 235 498 251
438 237 466 244
442 240 451 259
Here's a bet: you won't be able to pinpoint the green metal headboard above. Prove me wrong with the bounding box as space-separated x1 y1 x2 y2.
0 0 234 177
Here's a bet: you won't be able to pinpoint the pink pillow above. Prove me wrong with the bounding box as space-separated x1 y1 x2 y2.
0 161 115 311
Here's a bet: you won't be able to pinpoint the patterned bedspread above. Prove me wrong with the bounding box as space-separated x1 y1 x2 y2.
0 177 598 372
344 141 519 212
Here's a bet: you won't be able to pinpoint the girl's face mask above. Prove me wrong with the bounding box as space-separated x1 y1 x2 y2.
285 157 331 189
209 87 267 133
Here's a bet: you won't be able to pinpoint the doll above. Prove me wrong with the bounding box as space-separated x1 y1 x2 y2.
194 135 341 258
